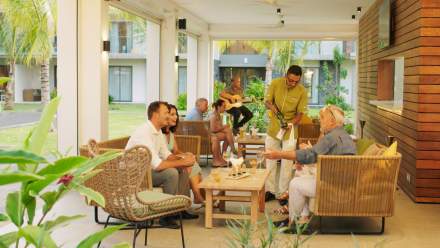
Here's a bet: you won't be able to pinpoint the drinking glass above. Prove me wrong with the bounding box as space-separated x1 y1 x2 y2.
211 169 221 183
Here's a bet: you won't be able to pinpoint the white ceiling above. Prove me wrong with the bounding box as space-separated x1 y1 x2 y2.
172 0 375 25
117 0 377 39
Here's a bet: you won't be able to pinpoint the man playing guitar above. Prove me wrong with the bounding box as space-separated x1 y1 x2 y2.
220 75 253 135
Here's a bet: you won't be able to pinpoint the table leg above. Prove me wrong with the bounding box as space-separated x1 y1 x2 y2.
218 190 226 211
251 191 259 225
205 189 213 228
258 190 265 213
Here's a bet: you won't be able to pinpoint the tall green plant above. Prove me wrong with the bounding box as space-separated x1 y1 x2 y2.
177 93 187 111
19 0 57 106
0 0 28 110
318 62 351 111
244 77 267 132
0 97 129 248
213 80 226 102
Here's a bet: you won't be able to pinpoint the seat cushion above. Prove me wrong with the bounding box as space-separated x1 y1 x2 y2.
383 141 398 156
132 191 191 218
356 138 375 155
363 143 386 156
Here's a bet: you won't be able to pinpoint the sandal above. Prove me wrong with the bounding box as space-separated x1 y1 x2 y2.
212 162 228 167
273 205 289 216
277 191 289 201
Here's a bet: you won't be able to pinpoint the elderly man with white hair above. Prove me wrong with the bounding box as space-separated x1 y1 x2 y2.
264 104 356 230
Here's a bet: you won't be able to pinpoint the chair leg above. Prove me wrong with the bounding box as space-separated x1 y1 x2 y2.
133 223 138 248
94 206 99 223
179 212 185 248
97 215 111 248
144 221 148 246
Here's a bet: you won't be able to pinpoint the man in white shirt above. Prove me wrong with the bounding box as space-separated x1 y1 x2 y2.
126 101 198 228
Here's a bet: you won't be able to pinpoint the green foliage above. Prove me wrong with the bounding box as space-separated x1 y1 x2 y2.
318 62 352 111
0 77 10 86
344 123 354 135
0 97 127 247
177 93 187 111
109 95 114 105
213 80 226 102
77 224 127 248
244 77 267 132
226 213 316 248
50 88 57 100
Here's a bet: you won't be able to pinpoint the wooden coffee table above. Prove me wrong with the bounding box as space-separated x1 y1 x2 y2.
199 168 270 228
237 134 266 158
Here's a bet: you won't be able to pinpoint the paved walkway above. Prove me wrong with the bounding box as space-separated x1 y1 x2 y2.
0 111 41 129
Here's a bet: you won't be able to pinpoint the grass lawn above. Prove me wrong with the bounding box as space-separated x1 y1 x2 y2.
0 103 355 155
0 103 146 155
2 102 42 112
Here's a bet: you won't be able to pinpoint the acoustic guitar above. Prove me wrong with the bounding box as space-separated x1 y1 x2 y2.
220 94 252 111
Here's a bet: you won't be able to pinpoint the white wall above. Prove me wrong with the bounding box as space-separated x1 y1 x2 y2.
109 59 146 103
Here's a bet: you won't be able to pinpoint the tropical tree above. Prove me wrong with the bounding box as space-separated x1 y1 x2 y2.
332 46 348 97
0 0 28 110
20 0 57 106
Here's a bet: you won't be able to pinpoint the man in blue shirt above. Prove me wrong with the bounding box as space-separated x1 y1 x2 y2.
186 98 208 120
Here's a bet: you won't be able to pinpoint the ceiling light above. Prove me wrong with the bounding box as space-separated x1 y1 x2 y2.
277 8 281 15
357 7 362 12
352 14 356 20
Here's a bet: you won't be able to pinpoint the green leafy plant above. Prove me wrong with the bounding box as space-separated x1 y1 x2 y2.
177 93 187 111
226 212 315 248
50 88 57 100
0 77 10 86
0 97 128 248
318 61 352 112
244 77 267 132
344 122 354 135
213 80 226 102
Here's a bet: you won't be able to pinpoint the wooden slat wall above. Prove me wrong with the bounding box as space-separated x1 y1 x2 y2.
358 0 440 203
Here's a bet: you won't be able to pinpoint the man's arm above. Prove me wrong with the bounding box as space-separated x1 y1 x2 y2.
155 154 195 171
264 149 297 161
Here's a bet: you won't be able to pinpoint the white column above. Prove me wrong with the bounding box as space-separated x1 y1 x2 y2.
159 13 178 104
146 21 160 106
77 0 109 144
57 0 78 154
186 36 198 109
197 34 212 102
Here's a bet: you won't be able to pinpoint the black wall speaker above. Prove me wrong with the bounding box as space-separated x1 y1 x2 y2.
178 18 186 30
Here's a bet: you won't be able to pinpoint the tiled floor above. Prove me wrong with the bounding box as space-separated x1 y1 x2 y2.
1 186 439 248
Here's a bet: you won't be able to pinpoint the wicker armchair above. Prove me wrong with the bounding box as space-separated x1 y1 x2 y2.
85 143 191 248
176 120 211 162
175 135 201 162
313 153 401 234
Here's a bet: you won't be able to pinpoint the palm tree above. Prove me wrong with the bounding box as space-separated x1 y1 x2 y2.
20 0 57 106
0 0 28 110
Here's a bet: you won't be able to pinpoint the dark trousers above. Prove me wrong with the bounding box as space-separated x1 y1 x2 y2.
227 106 253 130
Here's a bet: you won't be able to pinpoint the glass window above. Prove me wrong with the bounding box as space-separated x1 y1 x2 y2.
178 66 187 95
301 67 319 105
110 21 133 53
178 32 187 54
109 66 132 102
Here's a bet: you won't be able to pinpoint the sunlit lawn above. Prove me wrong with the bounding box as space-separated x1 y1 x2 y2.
0 103 354 155
0 103 146 155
